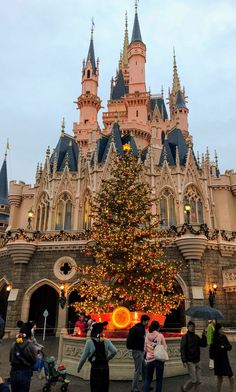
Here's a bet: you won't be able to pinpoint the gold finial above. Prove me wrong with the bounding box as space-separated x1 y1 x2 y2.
61 117 65 135
46 146 50 157
172 47 181 94
91 17 95 38
123 143 131 152
135 0 139 13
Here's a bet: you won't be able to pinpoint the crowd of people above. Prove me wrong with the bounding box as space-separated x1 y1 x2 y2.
0 313 235 392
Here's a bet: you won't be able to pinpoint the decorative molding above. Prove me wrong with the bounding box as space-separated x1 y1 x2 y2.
223 268 236 292
176 234 207 261
53 256 77 281
7 241 36 264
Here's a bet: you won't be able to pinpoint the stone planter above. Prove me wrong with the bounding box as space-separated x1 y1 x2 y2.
176 233 207 261
58 334 187 379
7 241 36 264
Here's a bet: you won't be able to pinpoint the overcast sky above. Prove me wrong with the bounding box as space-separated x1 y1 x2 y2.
0 0 236 184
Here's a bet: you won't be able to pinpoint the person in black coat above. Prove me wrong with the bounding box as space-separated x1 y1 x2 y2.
212 323 234 392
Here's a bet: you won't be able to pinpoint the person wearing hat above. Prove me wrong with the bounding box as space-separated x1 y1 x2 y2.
9 326 37 392
77 321 117 392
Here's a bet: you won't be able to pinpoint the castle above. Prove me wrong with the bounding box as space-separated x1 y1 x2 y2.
1 4 236 335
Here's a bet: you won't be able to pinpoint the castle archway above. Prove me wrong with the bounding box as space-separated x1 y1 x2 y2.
28 284 59 335
0 281 9 322
163 274 189 331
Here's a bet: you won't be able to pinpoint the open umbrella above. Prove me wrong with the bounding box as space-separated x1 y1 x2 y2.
185 306 224 320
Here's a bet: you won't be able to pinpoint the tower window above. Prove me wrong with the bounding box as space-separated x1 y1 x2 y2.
86 90 90 94
136 110 139 117
84 119 89 124
87 70 90 79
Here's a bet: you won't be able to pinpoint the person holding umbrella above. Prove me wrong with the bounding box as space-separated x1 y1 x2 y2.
180 320 207 392
212 323 234 392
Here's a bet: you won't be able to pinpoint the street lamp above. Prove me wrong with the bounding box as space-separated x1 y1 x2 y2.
184 203 191 224
27 208 34 230
209 283 217 308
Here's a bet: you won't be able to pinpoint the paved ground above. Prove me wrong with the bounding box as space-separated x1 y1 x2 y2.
1 337 236 391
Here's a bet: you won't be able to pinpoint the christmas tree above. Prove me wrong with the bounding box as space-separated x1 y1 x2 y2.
75 145 183 315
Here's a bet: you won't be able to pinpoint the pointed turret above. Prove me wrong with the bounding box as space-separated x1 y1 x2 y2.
86 21 96 74
172 48 181 94
74 20 101 153
131 1 143 43
123 12 129 66
0 149 9 232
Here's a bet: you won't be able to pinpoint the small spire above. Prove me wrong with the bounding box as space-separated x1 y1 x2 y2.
161 85 164 99
53 149 57 174
206 146 210 161
215 150 218 168
46 146 50 158
172 47 181 94
197 151 200 166
176 145 180 167
4 139 10 160
61 117 65 135
123 12 129 66
86 19 96 74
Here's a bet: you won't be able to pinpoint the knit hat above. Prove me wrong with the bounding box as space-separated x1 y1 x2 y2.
20 321 35 338
91 321 108 336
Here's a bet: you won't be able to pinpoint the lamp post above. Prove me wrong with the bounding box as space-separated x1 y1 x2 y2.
209 283 217 308
59 284 66 309
27 208 34 230
184 203 191 224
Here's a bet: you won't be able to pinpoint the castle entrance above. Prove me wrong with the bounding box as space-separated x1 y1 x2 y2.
0 284 9 322
29 284 59 335
163 282 186 332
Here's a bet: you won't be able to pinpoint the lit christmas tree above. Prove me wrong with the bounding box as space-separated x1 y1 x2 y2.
75 146 183 315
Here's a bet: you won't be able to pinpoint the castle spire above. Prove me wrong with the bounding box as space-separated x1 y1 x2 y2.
131 1 142 43
123 11 129 66
172 48 181 94
0 152 8 205
86 18 96 74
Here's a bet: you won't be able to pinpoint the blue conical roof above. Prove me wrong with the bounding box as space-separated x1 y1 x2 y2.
131 12 142 43
111 70 128 100
87 37 96 74
0 158 8 205
176 90 186 109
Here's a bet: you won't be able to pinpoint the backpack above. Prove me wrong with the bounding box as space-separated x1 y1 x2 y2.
89 339 108 365
11 342 32 368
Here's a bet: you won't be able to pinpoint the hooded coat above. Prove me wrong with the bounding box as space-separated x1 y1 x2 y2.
144 331 167 362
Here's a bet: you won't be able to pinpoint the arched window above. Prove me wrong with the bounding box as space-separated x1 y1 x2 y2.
55 194 73 230
87 70 90 79
183 186 204 224
36 193 50 231
83 197 91 230
160 189 176 226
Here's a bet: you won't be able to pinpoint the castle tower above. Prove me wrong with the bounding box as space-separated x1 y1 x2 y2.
128 2 146 94
125 2 150 138
73 22 101 152
168 50 189 138
0 149 9 232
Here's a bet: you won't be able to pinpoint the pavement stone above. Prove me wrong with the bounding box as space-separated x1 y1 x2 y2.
0 337 236 391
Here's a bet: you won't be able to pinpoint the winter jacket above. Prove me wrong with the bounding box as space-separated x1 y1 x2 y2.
77 338 117 372
0 383 10 392
144 331 167 362
180 331 207 363
212 334 233 377
126 323 146 351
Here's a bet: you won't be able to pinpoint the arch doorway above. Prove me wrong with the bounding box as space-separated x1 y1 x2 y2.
164 282 186 332
29 284 59 336
0 284 9 322
67 289 86 334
